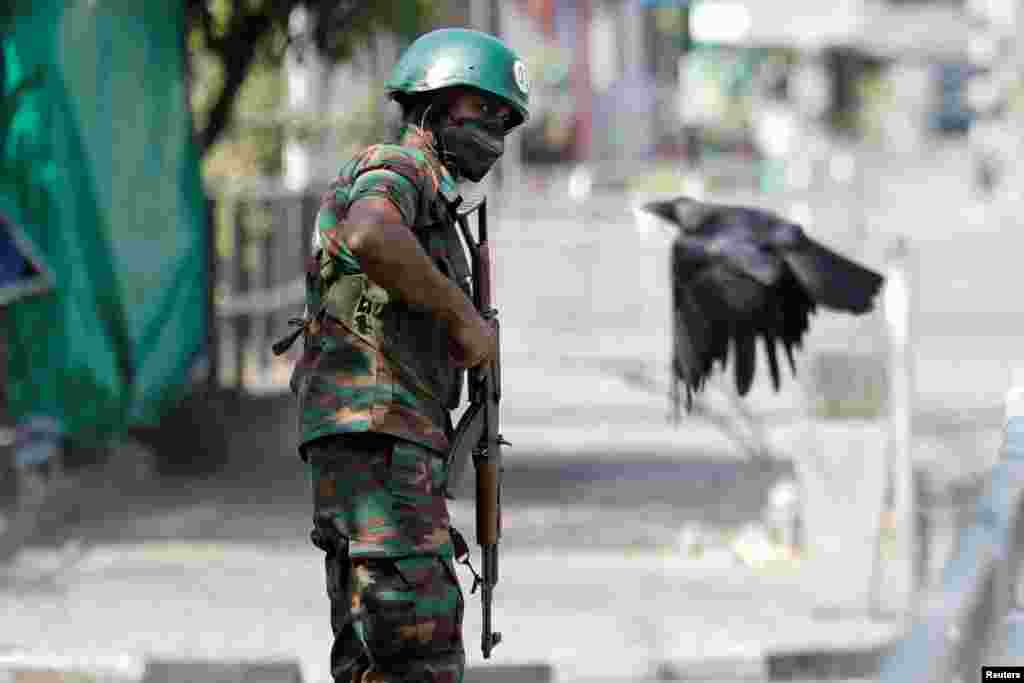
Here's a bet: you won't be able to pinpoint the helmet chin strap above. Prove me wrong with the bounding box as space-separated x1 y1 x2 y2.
418 101 436 132
410 99 461 179
413 102 444 160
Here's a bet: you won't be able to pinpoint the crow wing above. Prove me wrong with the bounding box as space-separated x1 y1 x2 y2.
642 197 884 411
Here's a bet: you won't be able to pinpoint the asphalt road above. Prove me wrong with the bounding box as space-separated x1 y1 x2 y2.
26 439 793 553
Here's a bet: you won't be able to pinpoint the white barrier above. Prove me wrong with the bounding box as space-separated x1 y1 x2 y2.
877 372 1024 680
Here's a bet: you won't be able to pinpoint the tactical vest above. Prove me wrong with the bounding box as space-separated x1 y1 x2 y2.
314 181 471 412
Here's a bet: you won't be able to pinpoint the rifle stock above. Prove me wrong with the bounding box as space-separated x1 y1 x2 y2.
447 200 504 659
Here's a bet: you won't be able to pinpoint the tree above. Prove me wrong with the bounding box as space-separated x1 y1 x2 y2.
185 0 438 158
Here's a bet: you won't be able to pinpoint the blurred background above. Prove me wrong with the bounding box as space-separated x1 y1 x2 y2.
2 1 1024 681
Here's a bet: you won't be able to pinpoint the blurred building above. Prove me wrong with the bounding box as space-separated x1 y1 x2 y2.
681 0 979 142
285 0 674 187
283 0 1024 196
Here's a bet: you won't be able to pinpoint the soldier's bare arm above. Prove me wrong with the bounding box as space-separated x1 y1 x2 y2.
340 196 496 367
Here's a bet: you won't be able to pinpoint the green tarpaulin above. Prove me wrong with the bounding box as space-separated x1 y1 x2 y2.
0 212 55 307
1 2 208 444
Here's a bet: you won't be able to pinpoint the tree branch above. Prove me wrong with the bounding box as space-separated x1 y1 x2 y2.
328 1 366 32
199 4 222 52
184 0 434 157
196 9 274 155
612 363 785 460
313 1 368 56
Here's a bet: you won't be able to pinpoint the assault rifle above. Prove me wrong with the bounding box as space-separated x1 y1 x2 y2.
446 198 507 659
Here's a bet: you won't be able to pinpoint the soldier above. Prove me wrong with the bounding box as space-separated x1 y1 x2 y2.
280 28 529 683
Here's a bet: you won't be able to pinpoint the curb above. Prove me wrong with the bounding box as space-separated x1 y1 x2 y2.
652 656 768 681
0 656 555 683
0 652 144 683
764 644 894 681
142 659 302 683
653 642 896 681
466 663 553 683
0 647 895 682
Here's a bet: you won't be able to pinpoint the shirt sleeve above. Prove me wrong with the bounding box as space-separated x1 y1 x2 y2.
315 167 422 273
314 201 362 275
348 167 420 227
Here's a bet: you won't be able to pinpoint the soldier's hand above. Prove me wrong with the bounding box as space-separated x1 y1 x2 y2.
449 311 497 368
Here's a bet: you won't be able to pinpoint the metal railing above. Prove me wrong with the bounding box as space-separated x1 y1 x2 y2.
879 383 1024 680
208 181 325 393
201 159 883 397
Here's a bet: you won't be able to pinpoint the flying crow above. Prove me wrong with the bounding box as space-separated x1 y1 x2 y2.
640 196 885 413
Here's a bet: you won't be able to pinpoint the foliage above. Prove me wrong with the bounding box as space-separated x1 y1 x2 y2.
185 0 438 162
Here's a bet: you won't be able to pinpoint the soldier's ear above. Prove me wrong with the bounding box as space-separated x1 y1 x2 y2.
399 93 440 128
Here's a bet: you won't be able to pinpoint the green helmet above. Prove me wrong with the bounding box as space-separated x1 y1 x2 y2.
386 28 530 130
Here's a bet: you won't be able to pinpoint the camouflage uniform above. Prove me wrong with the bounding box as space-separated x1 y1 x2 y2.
291 143 469 453
291 143 470 683
285 27 530 683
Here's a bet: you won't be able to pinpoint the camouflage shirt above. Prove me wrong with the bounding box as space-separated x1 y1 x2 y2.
290 143 470 455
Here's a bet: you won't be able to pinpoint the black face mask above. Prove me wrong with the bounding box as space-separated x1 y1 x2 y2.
436 117 506 182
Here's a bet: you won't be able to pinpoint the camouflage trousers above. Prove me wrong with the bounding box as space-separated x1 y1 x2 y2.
306 433 465 683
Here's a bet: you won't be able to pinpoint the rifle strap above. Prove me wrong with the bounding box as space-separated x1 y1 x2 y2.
450 526 483 595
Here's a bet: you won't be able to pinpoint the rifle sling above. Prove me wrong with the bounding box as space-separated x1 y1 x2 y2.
450 526 483 594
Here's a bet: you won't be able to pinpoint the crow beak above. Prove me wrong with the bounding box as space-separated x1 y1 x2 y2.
633 204 676 239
